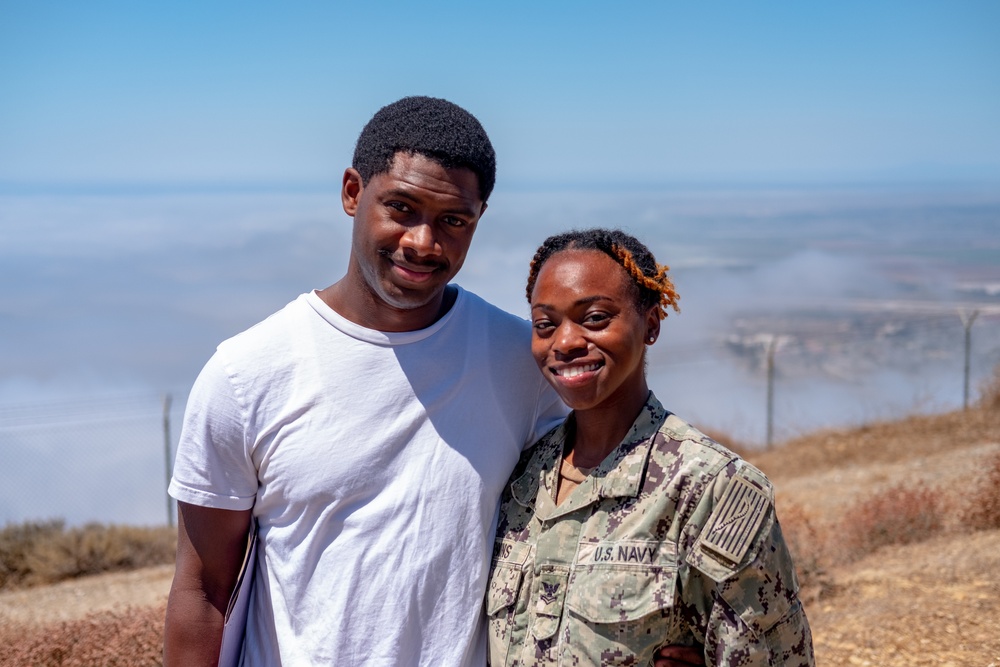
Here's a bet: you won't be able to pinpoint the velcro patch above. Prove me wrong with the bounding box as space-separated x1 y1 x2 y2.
576 540 675 567
699 474 770 566
491 539 531 566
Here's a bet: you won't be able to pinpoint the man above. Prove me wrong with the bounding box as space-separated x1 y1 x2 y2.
164 96 567 666
164 96 704 667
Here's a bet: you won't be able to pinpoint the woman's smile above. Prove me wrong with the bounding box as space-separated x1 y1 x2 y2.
550 361 603 379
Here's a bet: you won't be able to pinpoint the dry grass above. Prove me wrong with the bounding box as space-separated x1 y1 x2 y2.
778 481 949 602
745 376 1000 611
807 529 1000 666
837 482 946 560
775 503 832 602
961 450 1000 531
0 521 175 591
0 603 165 667
978 363 1000 413
954 366 1000 532
3 373 1000 666
748 403 1000 481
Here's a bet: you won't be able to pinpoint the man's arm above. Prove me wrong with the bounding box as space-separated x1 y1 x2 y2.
164 501 253 667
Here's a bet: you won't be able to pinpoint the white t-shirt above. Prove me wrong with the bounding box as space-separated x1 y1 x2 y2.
169 288 566 667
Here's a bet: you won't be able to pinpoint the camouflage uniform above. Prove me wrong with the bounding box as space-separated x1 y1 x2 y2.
487 393 814 667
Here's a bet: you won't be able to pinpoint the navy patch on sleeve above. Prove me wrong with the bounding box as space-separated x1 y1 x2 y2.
699 473 770 566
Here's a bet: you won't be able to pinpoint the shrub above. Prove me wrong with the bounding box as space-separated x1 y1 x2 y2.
0 520 67 589
0 604 165 667
776 504 829 600
961 450 1000 531
0 522 175 591
839 482 945 560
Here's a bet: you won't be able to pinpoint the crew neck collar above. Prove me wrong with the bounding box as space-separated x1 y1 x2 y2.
304 287 465 345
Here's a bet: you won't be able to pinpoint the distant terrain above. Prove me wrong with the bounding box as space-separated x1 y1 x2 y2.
1 384 999 666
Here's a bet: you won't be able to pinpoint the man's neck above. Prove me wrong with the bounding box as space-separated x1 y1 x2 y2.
316 282 458 333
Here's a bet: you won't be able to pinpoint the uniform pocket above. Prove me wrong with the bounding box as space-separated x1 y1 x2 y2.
566 565 675 623
530 568 569 641
487 562 524 615
486 541 532 667
563 563 679 667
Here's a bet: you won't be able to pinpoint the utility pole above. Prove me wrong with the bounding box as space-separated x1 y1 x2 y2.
960 310 979 410
765 335 778 448
163 393 175 528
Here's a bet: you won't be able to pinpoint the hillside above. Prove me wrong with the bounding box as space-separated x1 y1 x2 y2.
743 397 1000 666
1 398 999 666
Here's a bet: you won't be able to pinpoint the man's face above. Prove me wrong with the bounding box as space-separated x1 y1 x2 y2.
342 152 487 323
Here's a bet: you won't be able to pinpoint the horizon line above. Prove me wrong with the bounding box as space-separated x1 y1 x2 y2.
3 177 1000 198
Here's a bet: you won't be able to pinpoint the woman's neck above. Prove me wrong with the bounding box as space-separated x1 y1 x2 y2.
565 385 650 469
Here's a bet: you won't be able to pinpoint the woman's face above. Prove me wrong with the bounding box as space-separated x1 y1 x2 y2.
530 249 659 412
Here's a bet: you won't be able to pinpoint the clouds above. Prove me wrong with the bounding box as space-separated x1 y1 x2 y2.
1 184 998 525
3 184 995 400
0 191 348 396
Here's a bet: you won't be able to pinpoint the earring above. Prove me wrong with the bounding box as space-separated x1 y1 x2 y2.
647 335 655 344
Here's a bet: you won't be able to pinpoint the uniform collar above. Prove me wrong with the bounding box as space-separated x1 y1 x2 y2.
510 393 667 519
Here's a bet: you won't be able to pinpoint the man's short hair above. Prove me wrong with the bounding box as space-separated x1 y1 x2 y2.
352 96 497 203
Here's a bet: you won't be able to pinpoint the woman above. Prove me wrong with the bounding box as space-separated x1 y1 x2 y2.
486 229 814 667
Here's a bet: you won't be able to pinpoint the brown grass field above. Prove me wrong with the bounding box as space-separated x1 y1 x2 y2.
1 380 999 666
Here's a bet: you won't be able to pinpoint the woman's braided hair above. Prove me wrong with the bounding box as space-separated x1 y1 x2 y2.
525 228 680 319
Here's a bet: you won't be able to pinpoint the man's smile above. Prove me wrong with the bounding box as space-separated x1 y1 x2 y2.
381 250 445 283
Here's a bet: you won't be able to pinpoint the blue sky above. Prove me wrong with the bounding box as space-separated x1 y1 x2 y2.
2 0 999 189
2 1 1000 525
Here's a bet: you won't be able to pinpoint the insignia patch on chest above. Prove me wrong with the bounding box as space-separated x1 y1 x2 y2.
540 582 560 604
699 473 770 566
